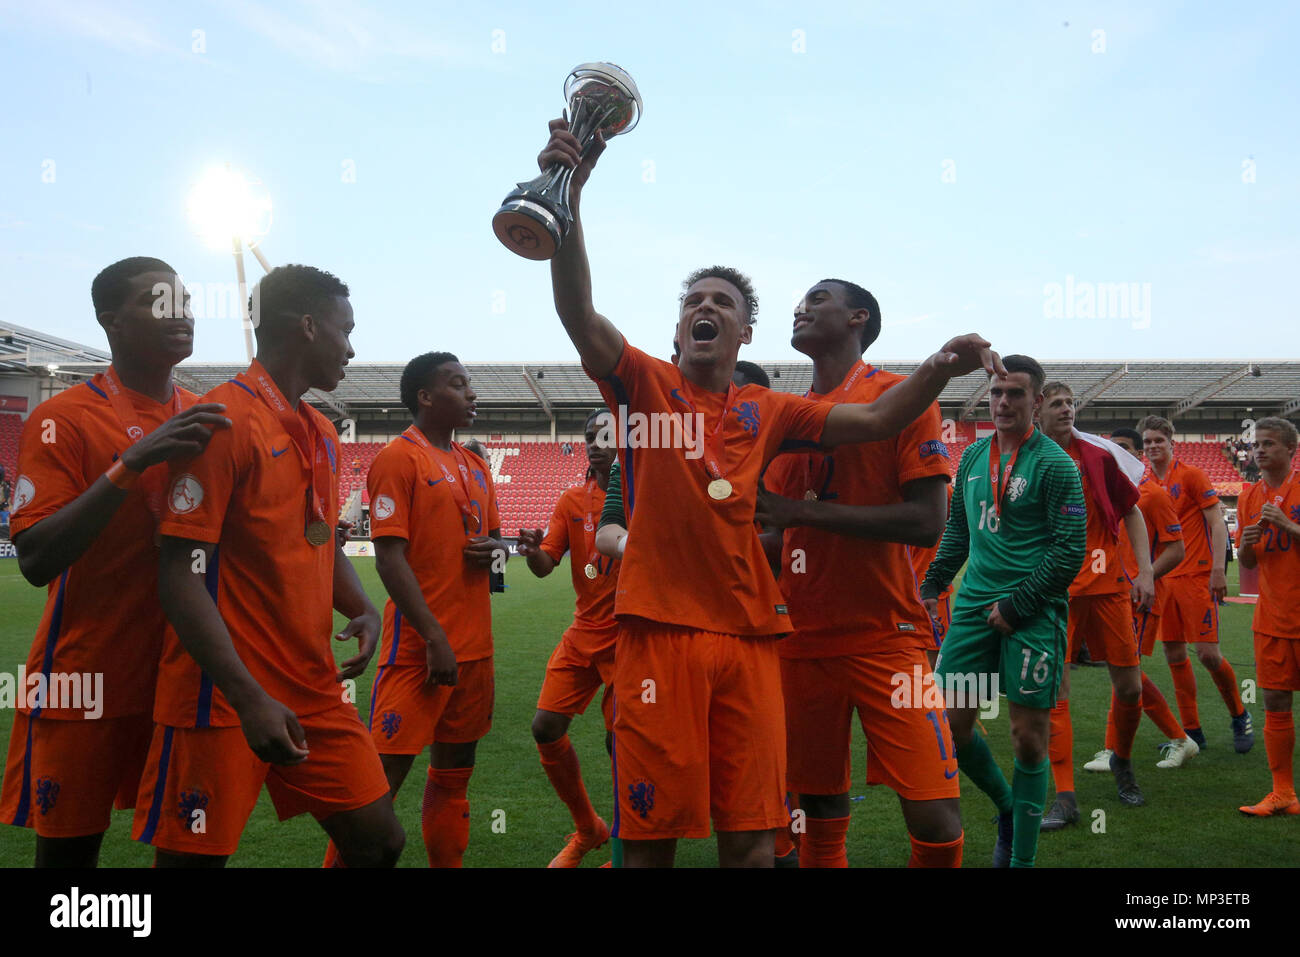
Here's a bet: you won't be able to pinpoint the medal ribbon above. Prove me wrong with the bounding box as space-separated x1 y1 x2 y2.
989 426 1035 516
583 478 600 571
238 360 331 534
403 427 481 537
96 366 181 522
672 376 738 485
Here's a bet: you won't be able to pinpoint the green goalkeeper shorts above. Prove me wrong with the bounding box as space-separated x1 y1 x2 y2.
934 598 1068 709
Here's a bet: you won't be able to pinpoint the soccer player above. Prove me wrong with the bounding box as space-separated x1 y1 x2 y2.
1036 383 1154 826
920 356 1087 868
0 257 223 867
133 264 403 867
757 278 963 868
517 408 619 867
1236 417 1300 815
539 119 1001 867
1082 428 1197 771
1138 415 1252 752
346 351 504 868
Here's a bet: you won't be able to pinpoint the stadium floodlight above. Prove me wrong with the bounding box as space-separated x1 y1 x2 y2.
186 163 275 363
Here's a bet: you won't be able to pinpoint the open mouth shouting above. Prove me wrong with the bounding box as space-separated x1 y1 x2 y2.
691 316 720 342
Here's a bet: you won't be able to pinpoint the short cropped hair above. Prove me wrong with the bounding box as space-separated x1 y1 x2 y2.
1137 415 1174 440
1255 416 1299 449
249 264 349 344
680 265 759 324
1042 380 1073 400
1000 355 1046 394
819 279 881 352
733 360 770 388
91 257 177 314
1110 427 1142 449
400 351 459 417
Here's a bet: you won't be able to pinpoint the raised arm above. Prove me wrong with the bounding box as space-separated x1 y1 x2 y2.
820 336 1004 448
756 475 947 548
540 119 625 378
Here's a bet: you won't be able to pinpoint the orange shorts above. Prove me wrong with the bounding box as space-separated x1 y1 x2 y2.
781 646 960 800
1 712 152 838
1159 575 1219 644
131 703 390 857
537 623 616 731
611 618 786 840
368 657 493 753
1133 606 1161 657
1067 591 1139 667
1254 633 1300 691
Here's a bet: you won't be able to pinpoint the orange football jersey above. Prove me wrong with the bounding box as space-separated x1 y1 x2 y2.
1236 473 1300 640
153 363 342 727
9 376 197 720
1148 459 1220 579
1065 441 1129 597
367 428 498 666
763 361 951 656
540 478 620 632
591 342 832 636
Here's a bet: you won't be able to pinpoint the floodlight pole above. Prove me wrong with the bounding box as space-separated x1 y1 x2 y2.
233 236 255 363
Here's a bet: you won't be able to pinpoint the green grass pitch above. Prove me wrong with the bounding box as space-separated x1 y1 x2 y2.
0 557 1293 867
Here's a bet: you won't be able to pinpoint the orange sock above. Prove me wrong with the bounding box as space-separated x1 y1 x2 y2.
1207 658 1244 714
1168 658 1199 730
1112 696 1142 760
322 840 344 868
537 736 600 837
800 817 849 868
423 766 472 868
907 832 963 868
1264 710 1296 798
1049 699 1074 793
1104 691 1118 751
1140 672 1185 740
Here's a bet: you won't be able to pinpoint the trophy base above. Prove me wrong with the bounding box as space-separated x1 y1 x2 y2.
492 198 565 261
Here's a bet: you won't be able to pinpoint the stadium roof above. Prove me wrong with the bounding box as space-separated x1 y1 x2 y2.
3 323 1297 419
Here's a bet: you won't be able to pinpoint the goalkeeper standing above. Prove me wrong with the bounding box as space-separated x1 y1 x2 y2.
920 355 1086 868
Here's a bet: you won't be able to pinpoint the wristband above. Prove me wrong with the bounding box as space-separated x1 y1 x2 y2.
105 459 140 490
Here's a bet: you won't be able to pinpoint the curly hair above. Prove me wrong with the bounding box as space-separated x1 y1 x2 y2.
680 265 759 324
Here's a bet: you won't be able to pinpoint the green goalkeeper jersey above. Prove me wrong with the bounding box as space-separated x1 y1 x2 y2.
920 429 1087 626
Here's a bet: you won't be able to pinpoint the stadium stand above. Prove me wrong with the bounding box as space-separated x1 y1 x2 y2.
0 412 20 487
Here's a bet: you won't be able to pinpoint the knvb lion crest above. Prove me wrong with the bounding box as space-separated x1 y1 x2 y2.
734 401 761 436
34 776 60 815
177 788 209 822
627 779 655 818
1007 475 1029 502
381 711 402 739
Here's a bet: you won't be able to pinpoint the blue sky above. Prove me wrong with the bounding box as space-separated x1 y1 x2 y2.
1 0 1296 365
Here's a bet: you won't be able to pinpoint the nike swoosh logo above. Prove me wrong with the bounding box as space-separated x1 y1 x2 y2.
271 446 289 457
428 478 444 486
1018 686 1041 695
944 767 959 779
669 388 691 408
967 474 980 482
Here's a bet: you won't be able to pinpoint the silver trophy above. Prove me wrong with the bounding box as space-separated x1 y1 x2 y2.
492 62 642 260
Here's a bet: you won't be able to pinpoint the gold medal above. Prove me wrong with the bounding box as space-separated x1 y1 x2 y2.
305 520 332 546
584 563 598 579
707 478 733 500
803 489 818 501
